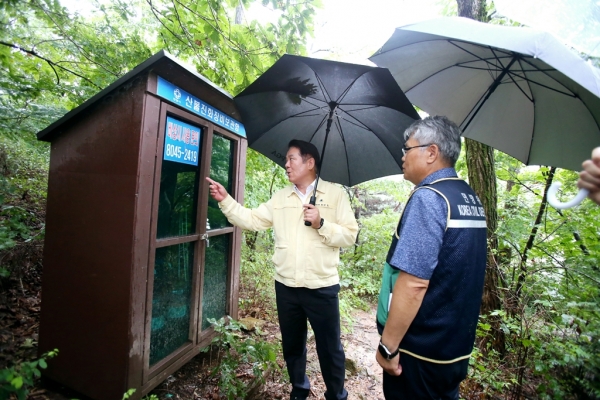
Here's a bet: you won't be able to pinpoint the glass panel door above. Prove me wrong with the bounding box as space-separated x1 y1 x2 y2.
202 134 234 329
149 115 202 366
150 242 195 364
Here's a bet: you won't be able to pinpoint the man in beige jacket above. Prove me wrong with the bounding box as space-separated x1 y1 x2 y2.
206 139 358 400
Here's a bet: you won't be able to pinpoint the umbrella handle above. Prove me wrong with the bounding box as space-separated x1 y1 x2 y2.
304 195 316 226
546 182 589 209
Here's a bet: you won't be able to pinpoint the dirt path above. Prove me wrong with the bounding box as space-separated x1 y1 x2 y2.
303 305 384 400
341 307 384 400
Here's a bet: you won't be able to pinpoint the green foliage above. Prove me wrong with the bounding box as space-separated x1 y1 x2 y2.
468 313 519 396
0 137 47 279
470 292 600 399
0 138 49 204
122 388 159 400
144 0 319 94
338 178 411 313
237 148 287 319
525 286 600 398
0 349 58 400
0 0 154 144
1 0 318 148
485 152 600 398
122 388 137 399
239 245 277 319
3 1 599 398
340 210 397 303
244 148 288 209
203 317 280 400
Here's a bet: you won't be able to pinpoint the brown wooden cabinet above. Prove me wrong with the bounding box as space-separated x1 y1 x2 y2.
37 51 247 400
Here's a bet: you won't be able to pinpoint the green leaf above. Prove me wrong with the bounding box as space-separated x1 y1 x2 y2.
11 376 23 389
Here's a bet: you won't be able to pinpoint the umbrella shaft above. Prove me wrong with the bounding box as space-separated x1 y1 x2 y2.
307 109 334 228
463 55 518 132
304 195 317 226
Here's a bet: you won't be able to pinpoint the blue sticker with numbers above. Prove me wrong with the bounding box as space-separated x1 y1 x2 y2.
164 116 201 166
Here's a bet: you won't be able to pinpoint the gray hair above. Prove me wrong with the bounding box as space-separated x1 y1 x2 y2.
404 115 462 166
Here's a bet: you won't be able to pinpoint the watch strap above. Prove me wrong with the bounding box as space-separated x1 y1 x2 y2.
378 341 399 360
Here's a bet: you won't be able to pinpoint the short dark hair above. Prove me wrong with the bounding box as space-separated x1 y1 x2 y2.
288 139 321 172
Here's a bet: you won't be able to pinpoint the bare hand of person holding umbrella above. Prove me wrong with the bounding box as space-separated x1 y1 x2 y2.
578 147 600 206
206 177 227 202
303 203 322 229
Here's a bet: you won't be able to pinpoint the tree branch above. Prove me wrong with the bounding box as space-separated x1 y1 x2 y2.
0 41 102 89
31 0 120 78
514 167 556 299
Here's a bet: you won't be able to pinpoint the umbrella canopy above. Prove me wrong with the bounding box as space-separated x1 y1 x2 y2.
234 54 420 187
369 17 600 172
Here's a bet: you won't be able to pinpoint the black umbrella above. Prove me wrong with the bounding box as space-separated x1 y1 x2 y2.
234 54 420 193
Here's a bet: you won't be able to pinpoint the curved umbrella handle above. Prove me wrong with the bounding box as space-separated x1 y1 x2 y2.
547 182 589 209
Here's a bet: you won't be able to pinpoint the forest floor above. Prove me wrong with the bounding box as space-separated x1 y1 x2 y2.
2 258 541 400
0 261 386 400
144 307 385 400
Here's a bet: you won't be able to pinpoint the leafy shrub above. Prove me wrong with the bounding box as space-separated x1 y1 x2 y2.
122 388 159 400
0 137 48 279
202 317 281 400
466 313 518 397
339 209 399 311
0 349 58 400
239 242 277 320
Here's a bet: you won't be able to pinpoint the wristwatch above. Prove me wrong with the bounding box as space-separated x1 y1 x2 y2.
318 218 324 229
378 341 399 360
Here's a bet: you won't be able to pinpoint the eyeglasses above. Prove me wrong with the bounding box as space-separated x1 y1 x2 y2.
402 144 432 156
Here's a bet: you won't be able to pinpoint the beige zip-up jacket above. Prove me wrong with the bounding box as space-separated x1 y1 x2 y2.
218 179 358 289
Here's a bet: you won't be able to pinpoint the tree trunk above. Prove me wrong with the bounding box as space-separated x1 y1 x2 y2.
465 138 505 355
457 0 506 356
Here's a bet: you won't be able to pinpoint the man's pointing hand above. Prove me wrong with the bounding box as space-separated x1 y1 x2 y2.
206 177 228 202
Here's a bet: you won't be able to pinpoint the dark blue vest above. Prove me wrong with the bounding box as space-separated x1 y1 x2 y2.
381 177 487 363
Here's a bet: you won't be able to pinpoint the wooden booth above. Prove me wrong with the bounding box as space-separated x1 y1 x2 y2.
37 51 247 400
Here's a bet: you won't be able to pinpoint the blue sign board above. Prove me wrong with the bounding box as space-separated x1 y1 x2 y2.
156 76 246 137
164 116 201 166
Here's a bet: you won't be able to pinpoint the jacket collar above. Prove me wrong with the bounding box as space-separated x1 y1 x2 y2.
286 179 330 197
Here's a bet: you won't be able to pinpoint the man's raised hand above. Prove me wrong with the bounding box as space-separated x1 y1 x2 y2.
206 177 228 202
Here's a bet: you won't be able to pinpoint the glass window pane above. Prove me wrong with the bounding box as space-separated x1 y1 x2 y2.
157 118 202 239
207 135 233 230
201 234 230 330
150 242 194 365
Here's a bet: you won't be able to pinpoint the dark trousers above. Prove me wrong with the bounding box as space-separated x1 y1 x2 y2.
382 351 469 400
275 281 348 400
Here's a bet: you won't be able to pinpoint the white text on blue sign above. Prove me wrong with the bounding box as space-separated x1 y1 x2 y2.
164 116 201 166
156 76 246 137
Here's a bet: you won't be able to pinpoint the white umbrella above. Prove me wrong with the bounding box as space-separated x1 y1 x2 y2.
494 0 600 58
370 16 600 208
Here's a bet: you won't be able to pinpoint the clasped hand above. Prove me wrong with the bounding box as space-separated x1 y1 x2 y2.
303 203 320 228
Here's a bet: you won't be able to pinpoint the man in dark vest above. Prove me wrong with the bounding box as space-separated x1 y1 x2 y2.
375 116 487 399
